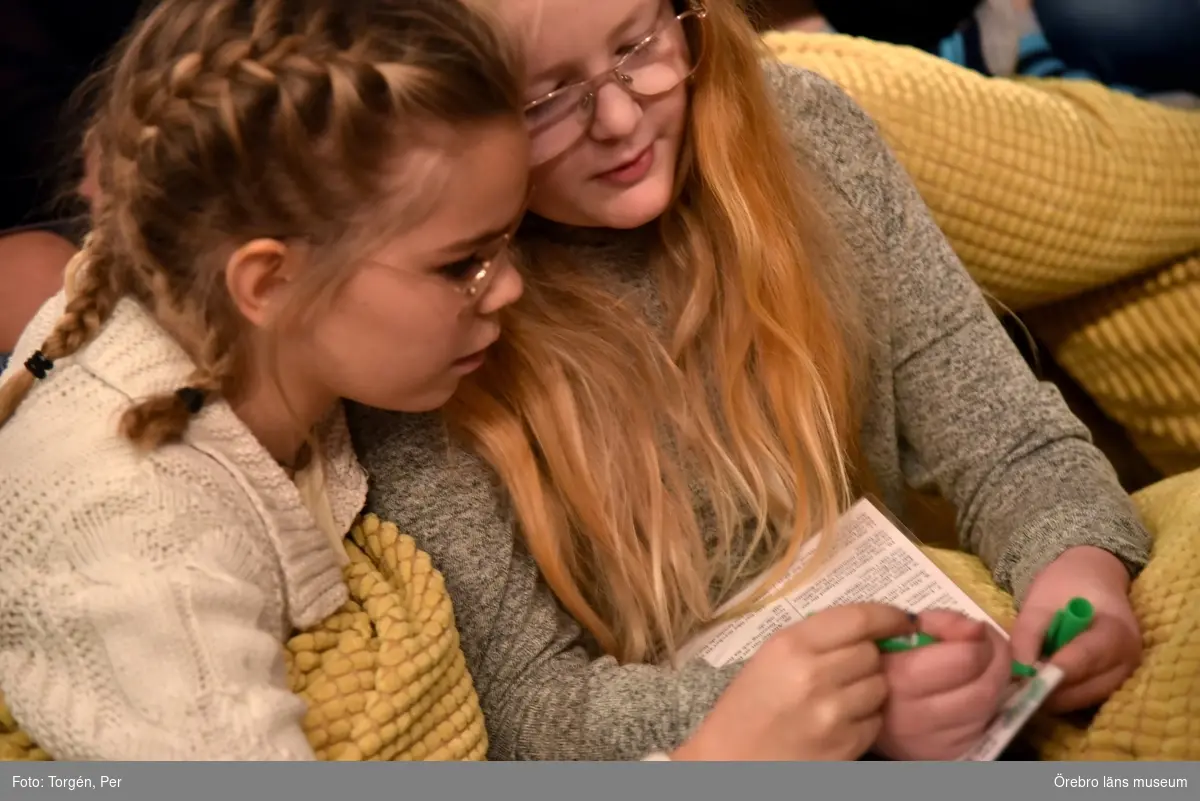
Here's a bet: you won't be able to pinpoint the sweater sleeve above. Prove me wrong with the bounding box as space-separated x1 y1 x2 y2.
763 63 1151 601
0 469 317 761
347 405 741 761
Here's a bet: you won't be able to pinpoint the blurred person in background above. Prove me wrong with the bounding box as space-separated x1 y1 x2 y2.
0 1 145 371
799 0 1199 98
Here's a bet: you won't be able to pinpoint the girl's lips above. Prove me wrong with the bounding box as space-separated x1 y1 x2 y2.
453 348 489 372
596 145 654 186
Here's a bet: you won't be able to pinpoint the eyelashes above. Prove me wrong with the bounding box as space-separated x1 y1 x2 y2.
438 257 483 281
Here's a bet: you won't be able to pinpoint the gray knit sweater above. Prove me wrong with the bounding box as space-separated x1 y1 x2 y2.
347 64 1150 761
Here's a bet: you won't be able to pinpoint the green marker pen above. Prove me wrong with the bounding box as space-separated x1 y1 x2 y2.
877 632 937 653
1010 660 1037 678
1043 597 1094 656
877 631 1040 679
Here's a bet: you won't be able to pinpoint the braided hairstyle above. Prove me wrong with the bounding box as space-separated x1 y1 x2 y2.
0 0 521 447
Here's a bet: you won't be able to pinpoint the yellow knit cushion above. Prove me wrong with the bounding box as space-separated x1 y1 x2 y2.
763 31 1200 473
924 468 1200 760
0 514 488 762
762 31 1200 311
1029 256 1200 476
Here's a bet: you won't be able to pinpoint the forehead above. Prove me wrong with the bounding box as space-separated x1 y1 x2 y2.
509 0 658 72
377 121 529 253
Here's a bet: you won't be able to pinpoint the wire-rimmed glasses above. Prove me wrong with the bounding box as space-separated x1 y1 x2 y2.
522 1 708 166
450 187 530 308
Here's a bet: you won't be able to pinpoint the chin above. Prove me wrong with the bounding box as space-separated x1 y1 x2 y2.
409 387 459 413
368 383 459 415
595 176 674 230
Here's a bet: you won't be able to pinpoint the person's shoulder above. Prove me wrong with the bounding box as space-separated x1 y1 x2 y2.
347 404 487 480
760 59 915 253
0 395 269 570
760 59 876 128
345 403 503 531
3 288 68 379
761 60 849 112
2 294 275 564
760 59 891 178
757 60 908 350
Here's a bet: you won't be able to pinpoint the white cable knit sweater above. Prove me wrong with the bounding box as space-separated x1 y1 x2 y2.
0 290 366 760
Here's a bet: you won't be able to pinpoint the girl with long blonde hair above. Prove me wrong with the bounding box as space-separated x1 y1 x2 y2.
351 0 1150 760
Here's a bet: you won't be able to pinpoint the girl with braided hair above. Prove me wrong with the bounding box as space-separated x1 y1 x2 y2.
0 0 530 760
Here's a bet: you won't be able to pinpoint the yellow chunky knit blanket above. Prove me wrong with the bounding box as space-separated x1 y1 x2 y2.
5 470 1200 761
764 31 1200 309
926 468 1200 760
0 515 488 762
765 32 1200 474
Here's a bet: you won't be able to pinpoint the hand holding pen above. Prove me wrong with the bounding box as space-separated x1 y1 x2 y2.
871 609 1013 761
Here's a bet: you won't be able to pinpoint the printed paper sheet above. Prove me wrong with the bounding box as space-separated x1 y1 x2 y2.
677 498 1061 761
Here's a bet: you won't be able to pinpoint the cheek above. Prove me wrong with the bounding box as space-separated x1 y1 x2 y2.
527 159 581 219
651 88 689 140
311 275 464 397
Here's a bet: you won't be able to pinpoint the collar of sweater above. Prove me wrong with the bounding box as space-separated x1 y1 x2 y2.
78 295 366 628
521 214 659 254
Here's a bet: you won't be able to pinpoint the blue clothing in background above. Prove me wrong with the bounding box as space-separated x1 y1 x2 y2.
1035 0 1200 95
818 0 1199 98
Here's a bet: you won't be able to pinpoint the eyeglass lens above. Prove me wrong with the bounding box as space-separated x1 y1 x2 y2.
525 10 704 165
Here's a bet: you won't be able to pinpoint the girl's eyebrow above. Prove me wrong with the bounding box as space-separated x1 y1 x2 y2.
608 4 651 47
441 223 512 255
436 185 528 255
527 4 651 86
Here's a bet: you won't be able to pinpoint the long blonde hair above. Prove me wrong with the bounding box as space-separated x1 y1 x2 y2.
447 0 868 663
0 0 521 447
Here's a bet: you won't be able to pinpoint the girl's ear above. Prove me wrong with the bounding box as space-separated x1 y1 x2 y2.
224 238 299 329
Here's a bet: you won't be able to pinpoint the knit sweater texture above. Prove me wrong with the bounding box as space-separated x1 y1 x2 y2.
348 64 1152 762
0 290 366 760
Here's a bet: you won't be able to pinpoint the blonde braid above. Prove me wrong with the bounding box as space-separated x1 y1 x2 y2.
0 248 120 426
119 323 241 449
103 2 370 444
